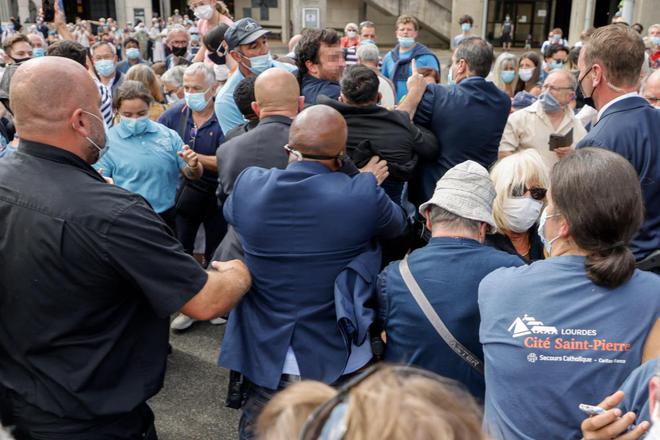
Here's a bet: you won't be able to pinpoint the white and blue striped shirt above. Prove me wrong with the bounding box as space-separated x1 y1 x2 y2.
94 78 114 128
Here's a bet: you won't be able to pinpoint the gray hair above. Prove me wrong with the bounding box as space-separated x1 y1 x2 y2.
429 206 481 234
546 69 577 91
183 62 216 87
454 37 494 78
161 65 186 88
357 44 380 63
167 24 189 40
91 41 116 56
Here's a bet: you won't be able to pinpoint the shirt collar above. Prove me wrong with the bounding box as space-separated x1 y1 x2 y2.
115 118 159 139
458 76 484 85
286 160 333 174
18 139 105 183
257 115 293 127
597 92 639 122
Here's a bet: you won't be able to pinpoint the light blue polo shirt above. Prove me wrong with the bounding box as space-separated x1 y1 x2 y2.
96 119 187 213
214 60 297 135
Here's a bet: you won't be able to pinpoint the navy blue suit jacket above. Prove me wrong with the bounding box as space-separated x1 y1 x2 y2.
411 77 511 206
576 96 660 260
219 161 407 389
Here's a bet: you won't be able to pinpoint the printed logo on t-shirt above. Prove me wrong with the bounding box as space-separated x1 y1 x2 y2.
507 313 631 365
508 314 557 337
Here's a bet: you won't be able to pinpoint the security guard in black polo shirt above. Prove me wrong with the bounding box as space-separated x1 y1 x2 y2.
0 56 251 439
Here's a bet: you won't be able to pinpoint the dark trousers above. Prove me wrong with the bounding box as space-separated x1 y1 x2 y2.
158 206 177 233
0 385 157 440
238 375 301 440
175 195 227 265
237 367 372 440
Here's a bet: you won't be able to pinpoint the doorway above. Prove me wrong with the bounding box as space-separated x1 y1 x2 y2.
487 0 552 47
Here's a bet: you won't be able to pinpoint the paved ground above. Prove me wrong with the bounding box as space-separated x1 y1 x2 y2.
149 320 240 440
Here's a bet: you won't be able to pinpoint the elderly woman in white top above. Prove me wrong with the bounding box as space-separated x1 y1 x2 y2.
486 149 550 262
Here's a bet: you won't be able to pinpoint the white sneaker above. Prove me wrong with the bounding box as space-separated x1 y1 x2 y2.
170 314 197 331
209 317 227 325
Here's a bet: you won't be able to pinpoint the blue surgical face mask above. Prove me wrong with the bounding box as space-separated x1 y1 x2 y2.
360 39 375 46
538 90 562 113
95 59 116 77
185 90 210 112
461 23 471 32
398 36 415 48
652 36 660 46
447 66 455 86
120 115 150 135
243 52 272 75
550 60 564 70
126 48 140 60
32 47 45 57
537 207 561 255
500 70 516 84
82 111 110 161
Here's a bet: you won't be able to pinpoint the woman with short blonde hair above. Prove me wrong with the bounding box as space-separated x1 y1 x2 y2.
488 149 550 261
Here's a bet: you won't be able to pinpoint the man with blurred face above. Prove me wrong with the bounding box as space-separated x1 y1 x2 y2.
295 28 346 104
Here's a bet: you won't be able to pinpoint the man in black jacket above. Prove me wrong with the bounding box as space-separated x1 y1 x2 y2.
318 64 437 206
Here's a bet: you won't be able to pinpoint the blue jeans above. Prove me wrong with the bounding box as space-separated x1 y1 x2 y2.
238 375 301 440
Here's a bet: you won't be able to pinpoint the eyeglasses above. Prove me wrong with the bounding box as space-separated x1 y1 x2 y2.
512 185 547 200
541 84 574 92
283 144 344 163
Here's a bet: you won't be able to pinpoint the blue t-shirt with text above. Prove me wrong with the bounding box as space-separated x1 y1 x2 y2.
479 256 660 440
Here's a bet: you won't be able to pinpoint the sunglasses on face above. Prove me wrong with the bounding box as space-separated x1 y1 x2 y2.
512 185 547 200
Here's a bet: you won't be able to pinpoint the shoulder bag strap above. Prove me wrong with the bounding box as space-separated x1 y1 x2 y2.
399 257 484 375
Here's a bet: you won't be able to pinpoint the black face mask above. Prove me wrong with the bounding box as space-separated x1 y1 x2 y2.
171 46 187 57
208 51 226 65
10 56 31 64
578 66 595 108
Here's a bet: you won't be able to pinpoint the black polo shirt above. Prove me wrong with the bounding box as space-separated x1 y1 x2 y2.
0 140 208 419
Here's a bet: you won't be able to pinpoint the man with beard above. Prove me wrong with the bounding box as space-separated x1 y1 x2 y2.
295 28 346 104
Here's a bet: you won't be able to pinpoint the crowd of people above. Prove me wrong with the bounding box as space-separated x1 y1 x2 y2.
0 0 659 439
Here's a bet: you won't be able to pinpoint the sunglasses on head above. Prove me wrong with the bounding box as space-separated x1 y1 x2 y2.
298 364 450 440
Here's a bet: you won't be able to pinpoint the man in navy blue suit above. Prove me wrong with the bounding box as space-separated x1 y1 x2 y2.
399 37 511 207
219 105 407 438
576 24 660 265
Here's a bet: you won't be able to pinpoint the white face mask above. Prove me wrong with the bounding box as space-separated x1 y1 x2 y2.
194 4 215 20
519 67 534 82
503 197 543 233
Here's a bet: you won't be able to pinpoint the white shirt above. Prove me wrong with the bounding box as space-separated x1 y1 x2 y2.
499 100 587 167
597 92 639 122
